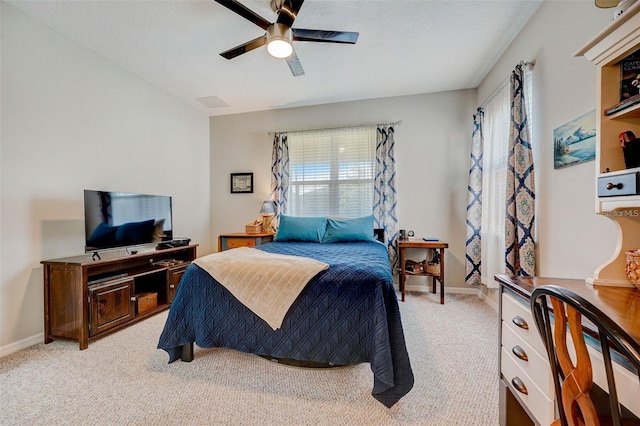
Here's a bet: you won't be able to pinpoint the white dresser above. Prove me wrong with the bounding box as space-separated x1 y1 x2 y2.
500 290 555 425
496 275 640 426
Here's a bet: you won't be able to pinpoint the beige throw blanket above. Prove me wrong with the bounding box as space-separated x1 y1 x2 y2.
193 247 329 330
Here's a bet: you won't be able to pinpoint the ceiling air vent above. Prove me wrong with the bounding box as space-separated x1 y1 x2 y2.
196 96 229 109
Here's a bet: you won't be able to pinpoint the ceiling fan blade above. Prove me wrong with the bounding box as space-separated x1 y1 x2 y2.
220 35 267 59
214 0 271 30
276 0 304 28
286 49 305 77
292 29 359 44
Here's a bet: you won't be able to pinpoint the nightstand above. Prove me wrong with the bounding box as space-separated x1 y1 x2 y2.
218 232 275 252
397 239 448 303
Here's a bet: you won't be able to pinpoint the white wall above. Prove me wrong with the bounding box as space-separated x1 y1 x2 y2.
210 91 477 291
1 0 619 354
211 1 623 306
0 3 212 355
477 1 615 299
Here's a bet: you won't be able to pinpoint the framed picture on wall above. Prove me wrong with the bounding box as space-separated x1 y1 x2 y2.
230 172 253 194
553 110 596 169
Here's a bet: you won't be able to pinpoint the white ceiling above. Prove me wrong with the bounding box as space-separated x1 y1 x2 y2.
6 0 544 116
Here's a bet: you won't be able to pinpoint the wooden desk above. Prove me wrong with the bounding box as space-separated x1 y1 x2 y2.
495 275 640 425
397 239 448 303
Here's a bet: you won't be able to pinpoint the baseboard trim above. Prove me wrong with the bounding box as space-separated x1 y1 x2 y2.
404 284 497 311
477 290 499 312
0 333 43 359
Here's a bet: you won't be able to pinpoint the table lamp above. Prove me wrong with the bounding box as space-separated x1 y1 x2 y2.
260 201 276 233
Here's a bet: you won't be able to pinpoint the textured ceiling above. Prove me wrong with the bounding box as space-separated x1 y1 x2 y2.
6 0 544 116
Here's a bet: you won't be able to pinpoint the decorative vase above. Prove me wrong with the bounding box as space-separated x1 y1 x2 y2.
625 250 640 290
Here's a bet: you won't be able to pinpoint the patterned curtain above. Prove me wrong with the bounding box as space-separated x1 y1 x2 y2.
373 126 398 265
465 110 484 286
505 65 536 276
270 132 289 225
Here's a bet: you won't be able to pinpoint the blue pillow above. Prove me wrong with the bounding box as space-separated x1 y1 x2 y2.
322 215 376 243
274 215 327 242
114 219 155 245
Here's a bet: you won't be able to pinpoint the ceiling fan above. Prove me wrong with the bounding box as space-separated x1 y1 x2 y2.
214 0 359 76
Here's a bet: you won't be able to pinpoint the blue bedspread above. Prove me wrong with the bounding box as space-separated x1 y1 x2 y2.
157 241 414 407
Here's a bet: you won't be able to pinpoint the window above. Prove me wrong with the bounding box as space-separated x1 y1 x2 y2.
286 127 377 218
481 68 534 286
480 82 509 286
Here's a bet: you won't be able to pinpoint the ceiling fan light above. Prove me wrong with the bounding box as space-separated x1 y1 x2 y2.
267 39 293 58
594 0 619 7
267 23 293 58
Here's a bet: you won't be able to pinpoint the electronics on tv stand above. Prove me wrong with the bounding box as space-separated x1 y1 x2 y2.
156 238 191 250
172 237 191 247
152 259 184 267
87 272 128 285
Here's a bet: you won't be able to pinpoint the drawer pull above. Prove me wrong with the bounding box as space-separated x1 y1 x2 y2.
512 316 529 330
606 182 623 190
512 345 528 361
511 377 528 395
169 284 175 289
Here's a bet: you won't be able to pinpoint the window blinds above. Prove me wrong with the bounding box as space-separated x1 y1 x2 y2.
287 126 376 218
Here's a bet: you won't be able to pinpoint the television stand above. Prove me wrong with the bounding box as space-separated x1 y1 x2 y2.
42 244 197 350
91 251 101 261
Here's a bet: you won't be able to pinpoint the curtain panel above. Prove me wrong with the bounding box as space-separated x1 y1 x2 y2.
465 111 484 286
374 126 398 265
505 65 536 277
270 132 290 224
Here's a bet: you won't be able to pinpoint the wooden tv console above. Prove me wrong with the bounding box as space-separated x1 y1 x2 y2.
42 244 197 350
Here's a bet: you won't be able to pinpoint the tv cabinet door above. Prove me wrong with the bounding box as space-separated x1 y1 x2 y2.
89 279 135 336
167 264 189 303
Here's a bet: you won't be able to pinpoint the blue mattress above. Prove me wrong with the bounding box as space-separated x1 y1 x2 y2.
157 241 414 407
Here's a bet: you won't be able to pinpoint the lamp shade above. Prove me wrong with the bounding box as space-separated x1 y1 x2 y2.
260 201 276 215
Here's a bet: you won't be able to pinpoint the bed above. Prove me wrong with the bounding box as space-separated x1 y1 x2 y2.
157 221 414 408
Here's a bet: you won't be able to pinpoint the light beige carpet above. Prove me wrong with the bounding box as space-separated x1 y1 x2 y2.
0 292 499 425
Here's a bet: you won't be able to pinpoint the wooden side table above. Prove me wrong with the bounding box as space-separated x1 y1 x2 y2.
397 239 448 303
218 232 275 252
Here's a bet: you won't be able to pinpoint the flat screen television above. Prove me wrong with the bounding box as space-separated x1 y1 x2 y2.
84 190 173 253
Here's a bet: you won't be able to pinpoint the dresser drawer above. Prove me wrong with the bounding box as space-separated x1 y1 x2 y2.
502 322 553 398
226 238 257 249
502 347 555 426
502 292 546 354
597 171 639 197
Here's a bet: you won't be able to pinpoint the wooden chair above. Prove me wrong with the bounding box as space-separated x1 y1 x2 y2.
530 285 640 426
